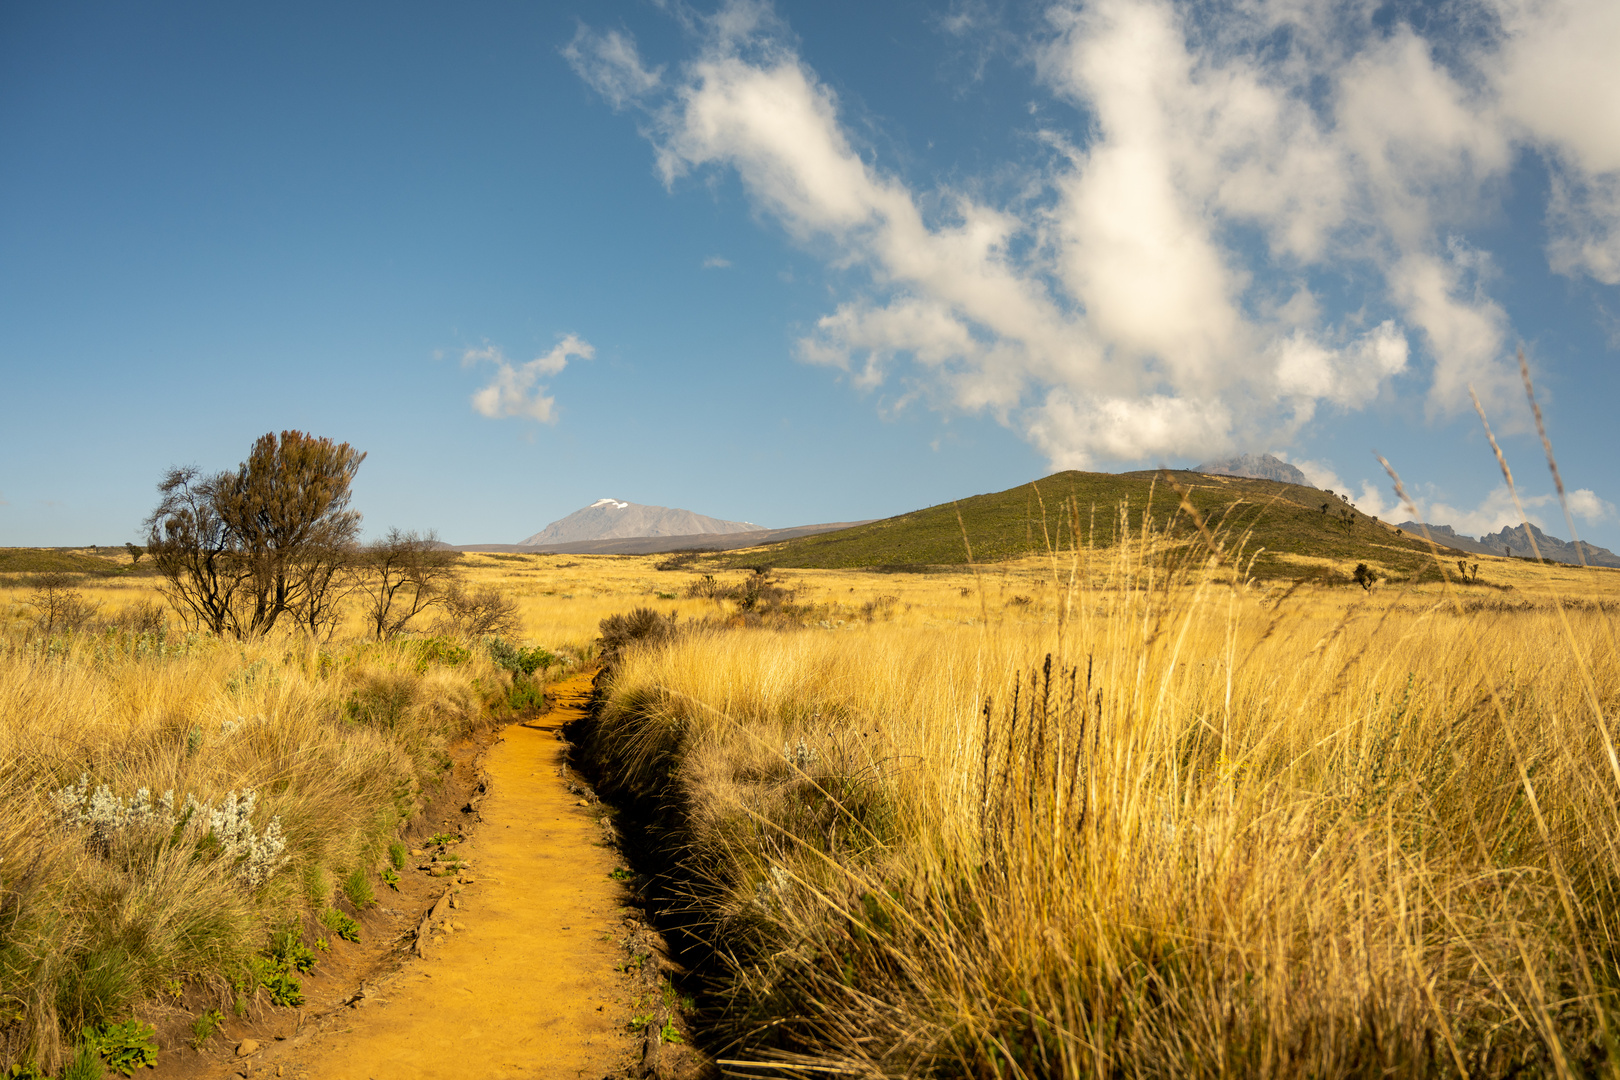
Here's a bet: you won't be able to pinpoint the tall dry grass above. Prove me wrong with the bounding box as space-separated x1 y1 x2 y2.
589 529 1620 1077
0 629 503 1071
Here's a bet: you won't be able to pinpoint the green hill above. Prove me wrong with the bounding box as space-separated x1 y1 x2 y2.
708 470 1480 580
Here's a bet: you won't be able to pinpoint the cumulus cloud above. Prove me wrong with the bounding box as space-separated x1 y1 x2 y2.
702 254 732 268
570 0 1620 468
464 335 593 423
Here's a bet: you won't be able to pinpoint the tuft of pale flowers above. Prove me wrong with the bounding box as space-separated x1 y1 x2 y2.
52 773 289 887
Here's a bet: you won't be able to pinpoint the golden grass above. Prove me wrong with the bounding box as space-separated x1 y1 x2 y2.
583 534 1620 1077
5 535 1619 1074
0 628 504 1071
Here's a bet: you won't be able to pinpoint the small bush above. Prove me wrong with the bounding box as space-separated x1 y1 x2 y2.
435 583 519 638
341 866 375 909
319 908 360 943
61 1044 103 1080
388 840 407 870
506 677 545 712
597 608 678 661
408 636 472 672
189 1009 223 1049
485 638 555 677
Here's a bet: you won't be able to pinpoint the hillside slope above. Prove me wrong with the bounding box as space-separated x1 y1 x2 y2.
707 470 1517 579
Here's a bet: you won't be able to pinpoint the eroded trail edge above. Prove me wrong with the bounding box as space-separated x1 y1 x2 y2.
253 672 639 1079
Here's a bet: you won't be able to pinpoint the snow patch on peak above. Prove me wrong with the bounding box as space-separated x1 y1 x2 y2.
590 499 629 510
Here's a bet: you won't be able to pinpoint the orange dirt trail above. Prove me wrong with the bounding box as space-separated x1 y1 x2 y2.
295 672 636 1079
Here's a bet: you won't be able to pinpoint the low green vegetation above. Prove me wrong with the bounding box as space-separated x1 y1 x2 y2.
705 468 1473 579
83 1020 155 1076
318 909 360 943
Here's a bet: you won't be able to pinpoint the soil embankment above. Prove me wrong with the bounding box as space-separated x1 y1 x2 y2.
214 672 641 1079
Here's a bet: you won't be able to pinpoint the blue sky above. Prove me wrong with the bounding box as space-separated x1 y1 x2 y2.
2 0 1616 550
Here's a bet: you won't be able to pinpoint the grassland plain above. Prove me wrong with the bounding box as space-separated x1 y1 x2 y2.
575 522 1620 1077
6 515 1620 1077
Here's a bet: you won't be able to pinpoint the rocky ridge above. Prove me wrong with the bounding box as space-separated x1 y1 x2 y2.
1194 453 1310 486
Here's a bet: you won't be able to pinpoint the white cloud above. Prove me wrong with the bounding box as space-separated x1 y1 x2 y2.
702 255 732 268
465 335 593 423
562 26 663 110
1492 0 1620 283
570 0 1620 470
1566 488 1618 522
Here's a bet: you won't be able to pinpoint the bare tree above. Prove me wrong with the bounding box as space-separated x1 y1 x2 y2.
285 541 360 642
435 582 520 639
145 432 365 638
25 572 101 636
358 529 456 639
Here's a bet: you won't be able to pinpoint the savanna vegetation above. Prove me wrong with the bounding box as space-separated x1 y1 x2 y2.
8 417 1620 1078
0 433 567 1076
578 502 1620 1077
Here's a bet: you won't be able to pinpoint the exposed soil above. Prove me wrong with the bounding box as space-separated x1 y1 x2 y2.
163 671 655 1080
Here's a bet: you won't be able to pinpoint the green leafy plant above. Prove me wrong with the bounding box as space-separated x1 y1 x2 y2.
86 1018 158 1075
428 831 461 846
313 936 330 952
341 865 375 909
608 866 633 882
5 1061 46 1080
189 1008 224 1049
660 1017 684 1044
264 970 304 1008
268 923 316 974
320 908 360 943
382 867 400 890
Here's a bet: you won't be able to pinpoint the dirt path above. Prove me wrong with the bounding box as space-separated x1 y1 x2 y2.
274 672 638 1079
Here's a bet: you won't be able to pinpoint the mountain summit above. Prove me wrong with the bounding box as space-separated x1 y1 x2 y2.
1193 453 1309 486
519 500 759 546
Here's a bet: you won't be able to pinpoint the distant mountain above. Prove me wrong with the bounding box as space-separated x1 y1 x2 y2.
1397 520 1620 567
1194 453 1309 486
1394 522 1500 557
519 499 759 546
1481 522 1620 567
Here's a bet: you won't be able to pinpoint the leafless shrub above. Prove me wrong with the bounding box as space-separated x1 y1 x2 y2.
24 572 101 636
357 529 456 640
598 607 679 662
435 583 520 639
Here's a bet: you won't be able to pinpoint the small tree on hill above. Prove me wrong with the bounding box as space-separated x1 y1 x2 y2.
124 542 143 567
1352 563 1375 592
